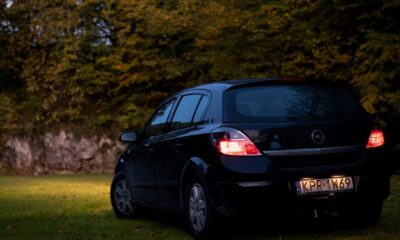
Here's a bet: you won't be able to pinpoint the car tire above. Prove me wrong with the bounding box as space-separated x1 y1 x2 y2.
340 198 383 227
110 172 140 218
184 175 217 239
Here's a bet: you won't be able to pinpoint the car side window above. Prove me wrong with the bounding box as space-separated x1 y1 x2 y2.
192 95 209 124
143 100 175 139
169 95 202 132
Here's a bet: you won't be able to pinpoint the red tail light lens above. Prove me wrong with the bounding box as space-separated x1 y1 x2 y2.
213 129 261 156
366 130 385 149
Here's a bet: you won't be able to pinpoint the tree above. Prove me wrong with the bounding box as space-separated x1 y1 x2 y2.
0 0 399 148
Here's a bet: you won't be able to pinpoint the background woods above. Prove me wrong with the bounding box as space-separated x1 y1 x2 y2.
0 0 399 173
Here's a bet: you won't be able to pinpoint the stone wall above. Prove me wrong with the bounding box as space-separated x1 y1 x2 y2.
0 130 123 175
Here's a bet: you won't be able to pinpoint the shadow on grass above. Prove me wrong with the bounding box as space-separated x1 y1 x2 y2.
131 175 400 239
0 203 395 240
1 174 399 240
134 207 382 240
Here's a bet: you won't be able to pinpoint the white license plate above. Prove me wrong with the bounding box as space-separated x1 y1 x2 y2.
295 176 354 195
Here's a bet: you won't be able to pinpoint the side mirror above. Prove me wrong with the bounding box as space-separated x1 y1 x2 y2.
119 131 137 143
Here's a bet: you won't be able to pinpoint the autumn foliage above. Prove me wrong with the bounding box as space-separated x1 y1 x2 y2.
0 0 399 149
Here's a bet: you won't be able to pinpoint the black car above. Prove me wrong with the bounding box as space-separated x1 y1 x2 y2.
110 78 390 238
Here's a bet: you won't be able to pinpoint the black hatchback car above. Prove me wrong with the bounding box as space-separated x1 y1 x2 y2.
110 78 390 238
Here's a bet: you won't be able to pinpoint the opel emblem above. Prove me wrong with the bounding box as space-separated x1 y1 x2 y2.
311 130 325 144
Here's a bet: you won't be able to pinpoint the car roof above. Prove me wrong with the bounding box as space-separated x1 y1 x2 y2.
171 77 351 102
188 77 353 92
185 77 301 93
214 77 281 86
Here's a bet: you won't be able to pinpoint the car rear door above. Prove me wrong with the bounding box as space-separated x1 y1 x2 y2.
155 93 209 207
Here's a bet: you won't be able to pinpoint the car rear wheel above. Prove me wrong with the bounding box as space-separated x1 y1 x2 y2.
110 172 140 218
185 175 217 239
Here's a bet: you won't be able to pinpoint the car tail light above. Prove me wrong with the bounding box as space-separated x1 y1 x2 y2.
366 130 385 149
212 129 261 156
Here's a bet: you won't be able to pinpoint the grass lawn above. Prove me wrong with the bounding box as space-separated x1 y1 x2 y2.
0 174 399 240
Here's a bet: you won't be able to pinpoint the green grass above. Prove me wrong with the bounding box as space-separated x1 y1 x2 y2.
0 174 399 240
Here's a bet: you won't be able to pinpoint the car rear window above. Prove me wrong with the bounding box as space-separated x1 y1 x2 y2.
223 84 365 122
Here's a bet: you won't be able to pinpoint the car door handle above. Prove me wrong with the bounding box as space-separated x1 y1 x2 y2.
174 143 184 152
144 143 155 152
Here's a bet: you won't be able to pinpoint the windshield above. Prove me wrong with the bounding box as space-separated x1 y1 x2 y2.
223 84 366 122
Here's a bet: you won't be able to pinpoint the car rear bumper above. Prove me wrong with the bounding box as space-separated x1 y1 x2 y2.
203 144 392 216
208 146 391 215
211 172 390 216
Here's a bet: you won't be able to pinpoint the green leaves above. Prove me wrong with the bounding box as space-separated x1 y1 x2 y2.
0 0 400 144
0 94 18 134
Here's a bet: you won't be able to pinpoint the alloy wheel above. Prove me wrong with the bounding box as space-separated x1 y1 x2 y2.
114 179 135 215
189 183 207 232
